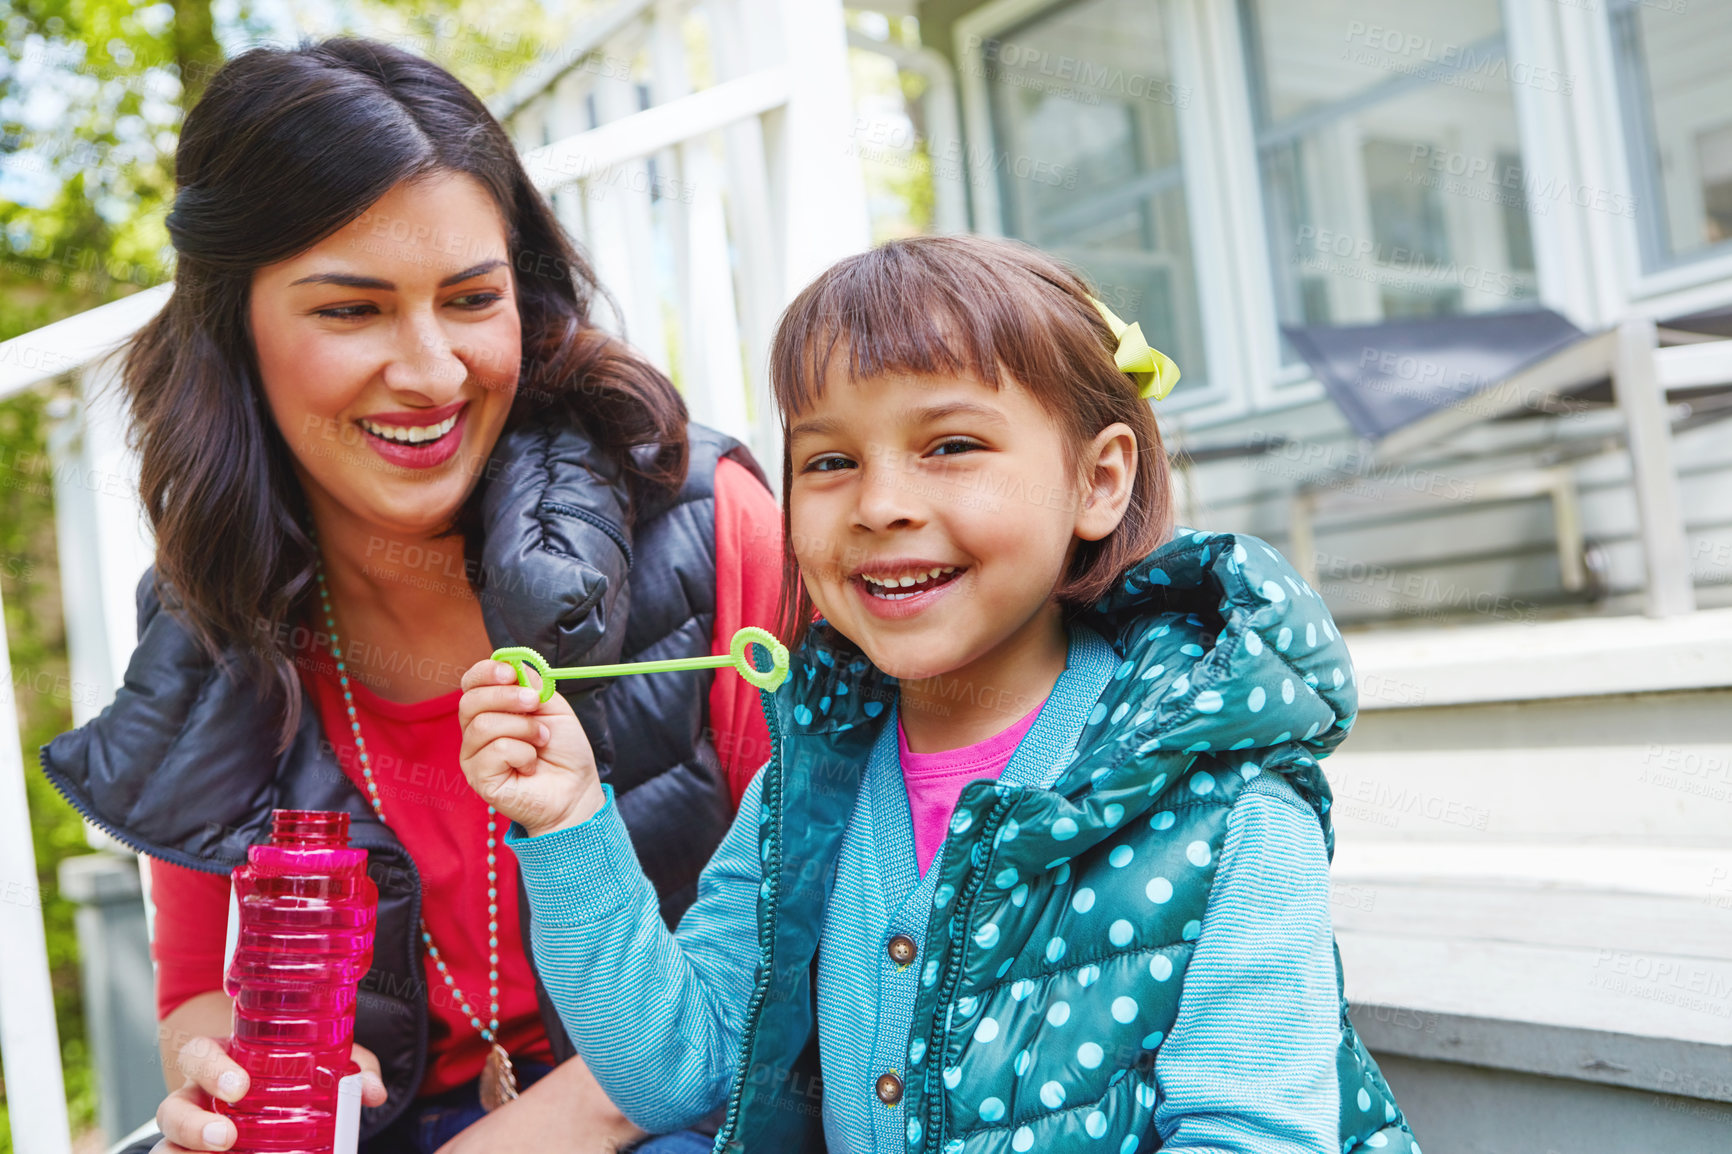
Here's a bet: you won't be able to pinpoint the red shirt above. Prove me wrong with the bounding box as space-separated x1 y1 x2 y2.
148 457 782 1094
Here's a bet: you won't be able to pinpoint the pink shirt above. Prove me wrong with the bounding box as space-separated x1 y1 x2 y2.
900 698 1048 875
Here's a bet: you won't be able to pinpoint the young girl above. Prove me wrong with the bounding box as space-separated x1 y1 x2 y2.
457 236 1418 1154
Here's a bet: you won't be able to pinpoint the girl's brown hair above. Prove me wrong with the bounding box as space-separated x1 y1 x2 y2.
769 235 1175 651
126 38 688 746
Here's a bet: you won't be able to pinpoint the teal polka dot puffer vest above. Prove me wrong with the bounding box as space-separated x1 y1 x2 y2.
713 530 1418 1154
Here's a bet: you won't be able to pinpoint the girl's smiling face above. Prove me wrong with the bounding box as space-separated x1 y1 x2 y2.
249 171 521 539
788 367 1136 689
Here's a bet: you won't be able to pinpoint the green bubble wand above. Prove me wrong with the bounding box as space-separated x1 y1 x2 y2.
490 625 791 701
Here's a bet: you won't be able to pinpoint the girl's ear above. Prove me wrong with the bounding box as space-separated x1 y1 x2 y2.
1075 422 1137 543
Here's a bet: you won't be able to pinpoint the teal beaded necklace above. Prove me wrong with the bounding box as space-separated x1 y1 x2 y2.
313 557 515 1105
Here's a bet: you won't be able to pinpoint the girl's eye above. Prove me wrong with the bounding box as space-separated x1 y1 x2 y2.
802 453 855 474
451 291 504 309
931 437 982 456
314 303 377 320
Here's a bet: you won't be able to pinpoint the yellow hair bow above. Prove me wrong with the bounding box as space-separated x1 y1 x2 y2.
1088 295 1180 402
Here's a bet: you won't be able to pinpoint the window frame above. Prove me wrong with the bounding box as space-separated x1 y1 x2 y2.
952 0 1732 428
954 0 1254 422
1538 0 1732 317
1605 0 1732 280
1236 1 1557 333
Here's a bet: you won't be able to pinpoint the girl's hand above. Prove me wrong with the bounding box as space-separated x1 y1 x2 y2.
151 1037 386 1152
458 660 606 837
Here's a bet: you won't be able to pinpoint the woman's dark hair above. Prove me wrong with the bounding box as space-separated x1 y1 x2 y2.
126 37 688 745
768 235 1175 652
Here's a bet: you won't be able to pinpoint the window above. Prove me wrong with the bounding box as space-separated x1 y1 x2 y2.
1240 0 1538 342
1614 0 1732 268
975 0 1206 391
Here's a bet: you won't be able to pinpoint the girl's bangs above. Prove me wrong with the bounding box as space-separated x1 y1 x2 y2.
772 250 1013 414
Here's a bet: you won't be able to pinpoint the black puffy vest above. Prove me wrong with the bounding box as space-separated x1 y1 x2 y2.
38 416 768 1138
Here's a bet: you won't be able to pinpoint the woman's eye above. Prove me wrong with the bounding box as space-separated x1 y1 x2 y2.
803 454 854 473
314 303 377 320
931 438 981 456
451 291 504 309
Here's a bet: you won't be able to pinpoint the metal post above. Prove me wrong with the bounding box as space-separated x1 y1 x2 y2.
845 32 967 235
58 853 161 1140
1613 317 1696 617
1547 466 1588 594
0 575 74 1154
1289 490 1321 588
769 0 870 294
653 0 752 446
711 0 788 486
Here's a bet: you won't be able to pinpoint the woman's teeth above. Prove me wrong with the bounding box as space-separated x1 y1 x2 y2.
358 413 459 444
861 566 958 599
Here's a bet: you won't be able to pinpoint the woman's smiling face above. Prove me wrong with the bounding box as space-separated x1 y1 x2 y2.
249 171 521 538
787 367 1133 685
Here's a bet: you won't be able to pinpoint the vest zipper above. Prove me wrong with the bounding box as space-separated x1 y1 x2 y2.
350 823 427 1138
921 793 1016 1153
37 747 235 874
712 687 787 1151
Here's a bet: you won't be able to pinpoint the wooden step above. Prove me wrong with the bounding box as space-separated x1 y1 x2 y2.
1332 843 1732 1101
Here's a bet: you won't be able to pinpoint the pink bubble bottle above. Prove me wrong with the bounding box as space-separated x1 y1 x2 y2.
216 809 378 1153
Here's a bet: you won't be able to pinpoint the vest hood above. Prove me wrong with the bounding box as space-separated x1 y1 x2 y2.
1056 526 1356 797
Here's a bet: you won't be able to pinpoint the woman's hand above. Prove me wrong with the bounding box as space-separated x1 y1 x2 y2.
459 660 606 837
151 1037 387 1152
433 1055 646 1154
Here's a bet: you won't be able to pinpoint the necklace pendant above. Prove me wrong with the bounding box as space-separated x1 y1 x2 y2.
479 1042 519 1112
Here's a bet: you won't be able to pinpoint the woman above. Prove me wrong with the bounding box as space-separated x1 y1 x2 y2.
38 38 781 1154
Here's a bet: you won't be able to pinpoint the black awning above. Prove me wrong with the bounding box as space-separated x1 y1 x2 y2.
1282 309 1588 440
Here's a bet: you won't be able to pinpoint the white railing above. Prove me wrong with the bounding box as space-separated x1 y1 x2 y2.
492 0 870 482
0 288 166 1154
0 2 867 1148
0 589 72 1154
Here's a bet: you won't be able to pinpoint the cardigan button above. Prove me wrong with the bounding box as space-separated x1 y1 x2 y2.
887 934 917 966
875 1072 904 1105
